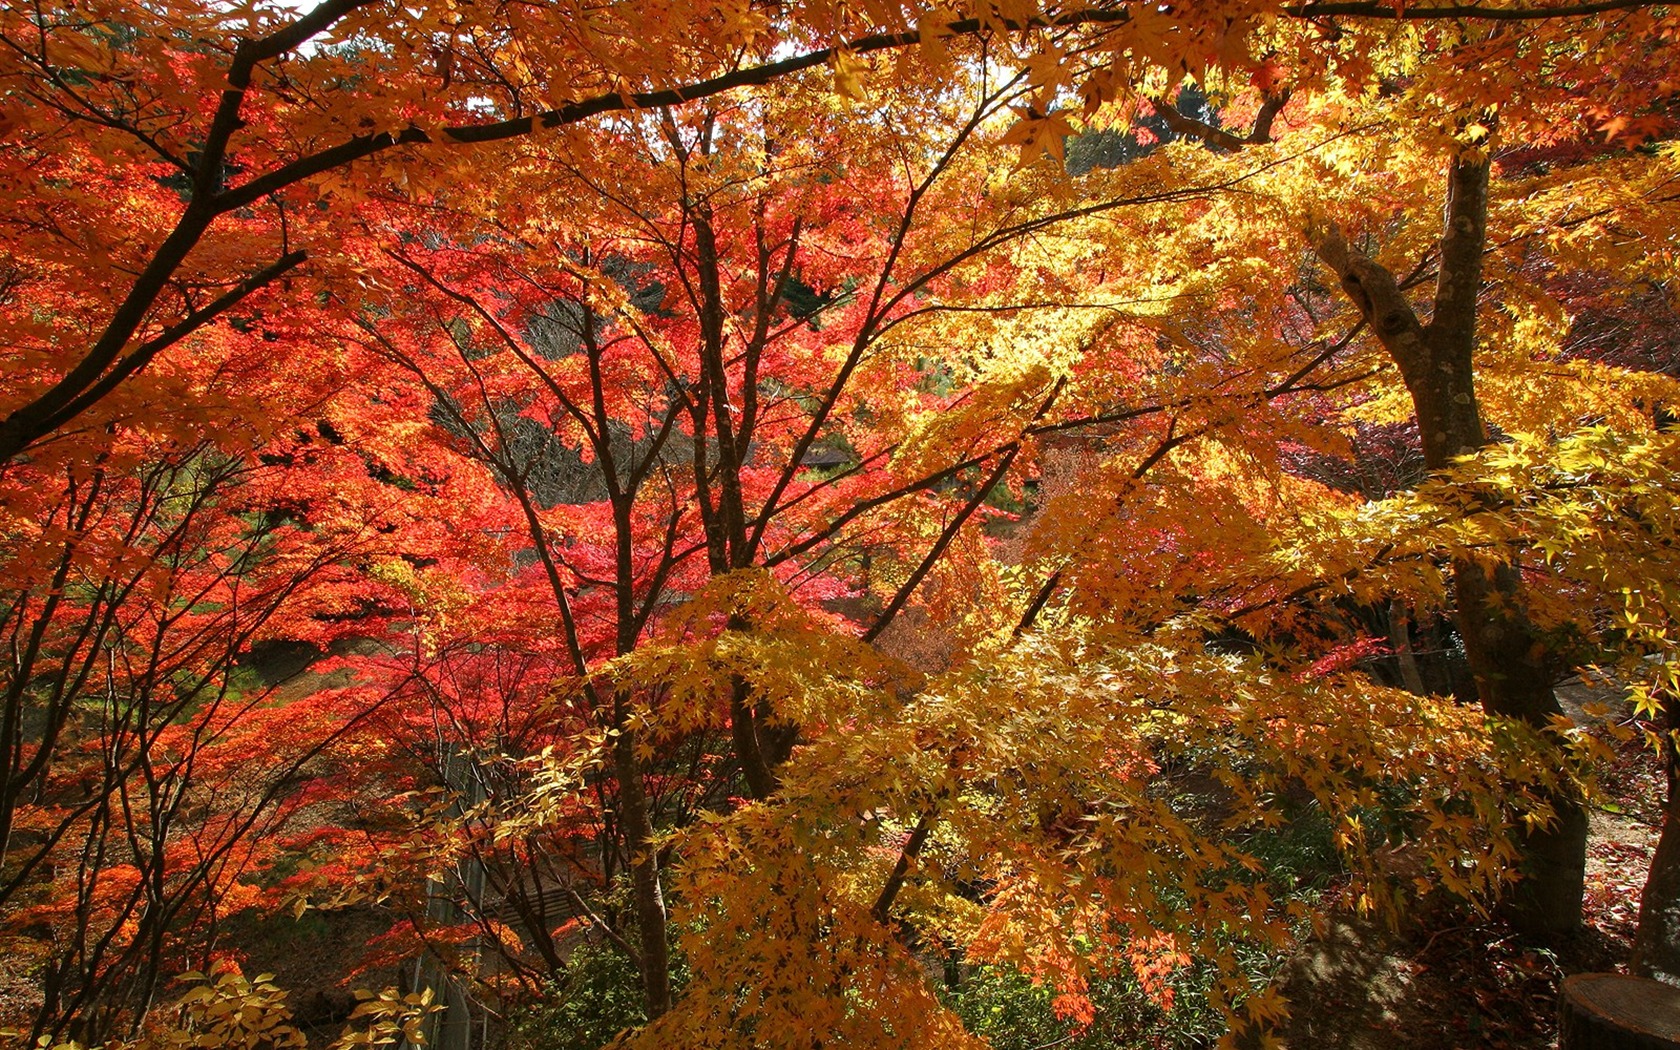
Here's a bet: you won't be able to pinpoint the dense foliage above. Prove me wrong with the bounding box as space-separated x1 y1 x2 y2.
2 0 1678 1047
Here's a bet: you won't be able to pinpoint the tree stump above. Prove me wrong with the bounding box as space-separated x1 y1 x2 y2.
1560 973 1680 1050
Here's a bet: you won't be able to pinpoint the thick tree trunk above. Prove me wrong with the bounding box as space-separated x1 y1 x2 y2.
1634 698 1680 982
1452 558 1587 933
1312 147 1585 936
1635 794 1680 984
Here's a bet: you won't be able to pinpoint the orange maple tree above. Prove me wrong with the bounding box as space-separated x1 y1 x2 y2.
4 1 1680 1047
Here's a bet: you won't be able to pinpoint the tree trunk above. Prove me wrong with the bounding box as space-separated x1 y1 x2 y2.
612 716 672 1017
1312 146 1585 936
1634 697 1680 982
1389 598 1428 696
1451 559 1587 934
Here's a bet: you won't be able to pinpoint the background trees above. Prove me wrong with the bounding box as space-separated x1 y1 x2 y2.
4 0 1680 1047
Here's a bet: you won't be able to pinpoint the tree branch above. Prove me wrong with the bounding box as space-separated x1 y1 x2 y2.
871 810 935 924
1154 90 1291 152
1284 0 1662 18
1306 222 1429 379
9 250 308 450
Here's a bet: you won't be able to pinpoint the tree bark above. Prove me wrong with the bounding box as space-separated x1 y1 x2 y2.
1311 148 1586 936
611 706 672 1017
1389 598 1428 696
1634 696 1680 982
1631 363 1680 965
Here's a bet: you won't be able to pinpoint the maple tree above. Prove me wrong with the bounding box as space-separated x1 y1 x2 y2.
325 68 1281 1022
1307 127 1678 939
1126 13 1680 936
4 0 1680 1046
3 0 1674 458
0 415 419 1042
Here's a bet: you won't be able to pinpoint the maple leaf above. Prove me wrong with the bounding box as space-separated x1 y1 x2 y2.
1000 106 1079 168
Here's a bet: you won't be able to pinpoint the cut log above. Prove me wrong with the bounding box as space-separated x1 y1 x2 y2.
1560 973 1680 1050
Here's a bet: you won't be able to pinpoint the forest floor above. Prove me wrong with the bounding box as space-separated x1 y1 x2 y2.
1283 677 1663 1049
